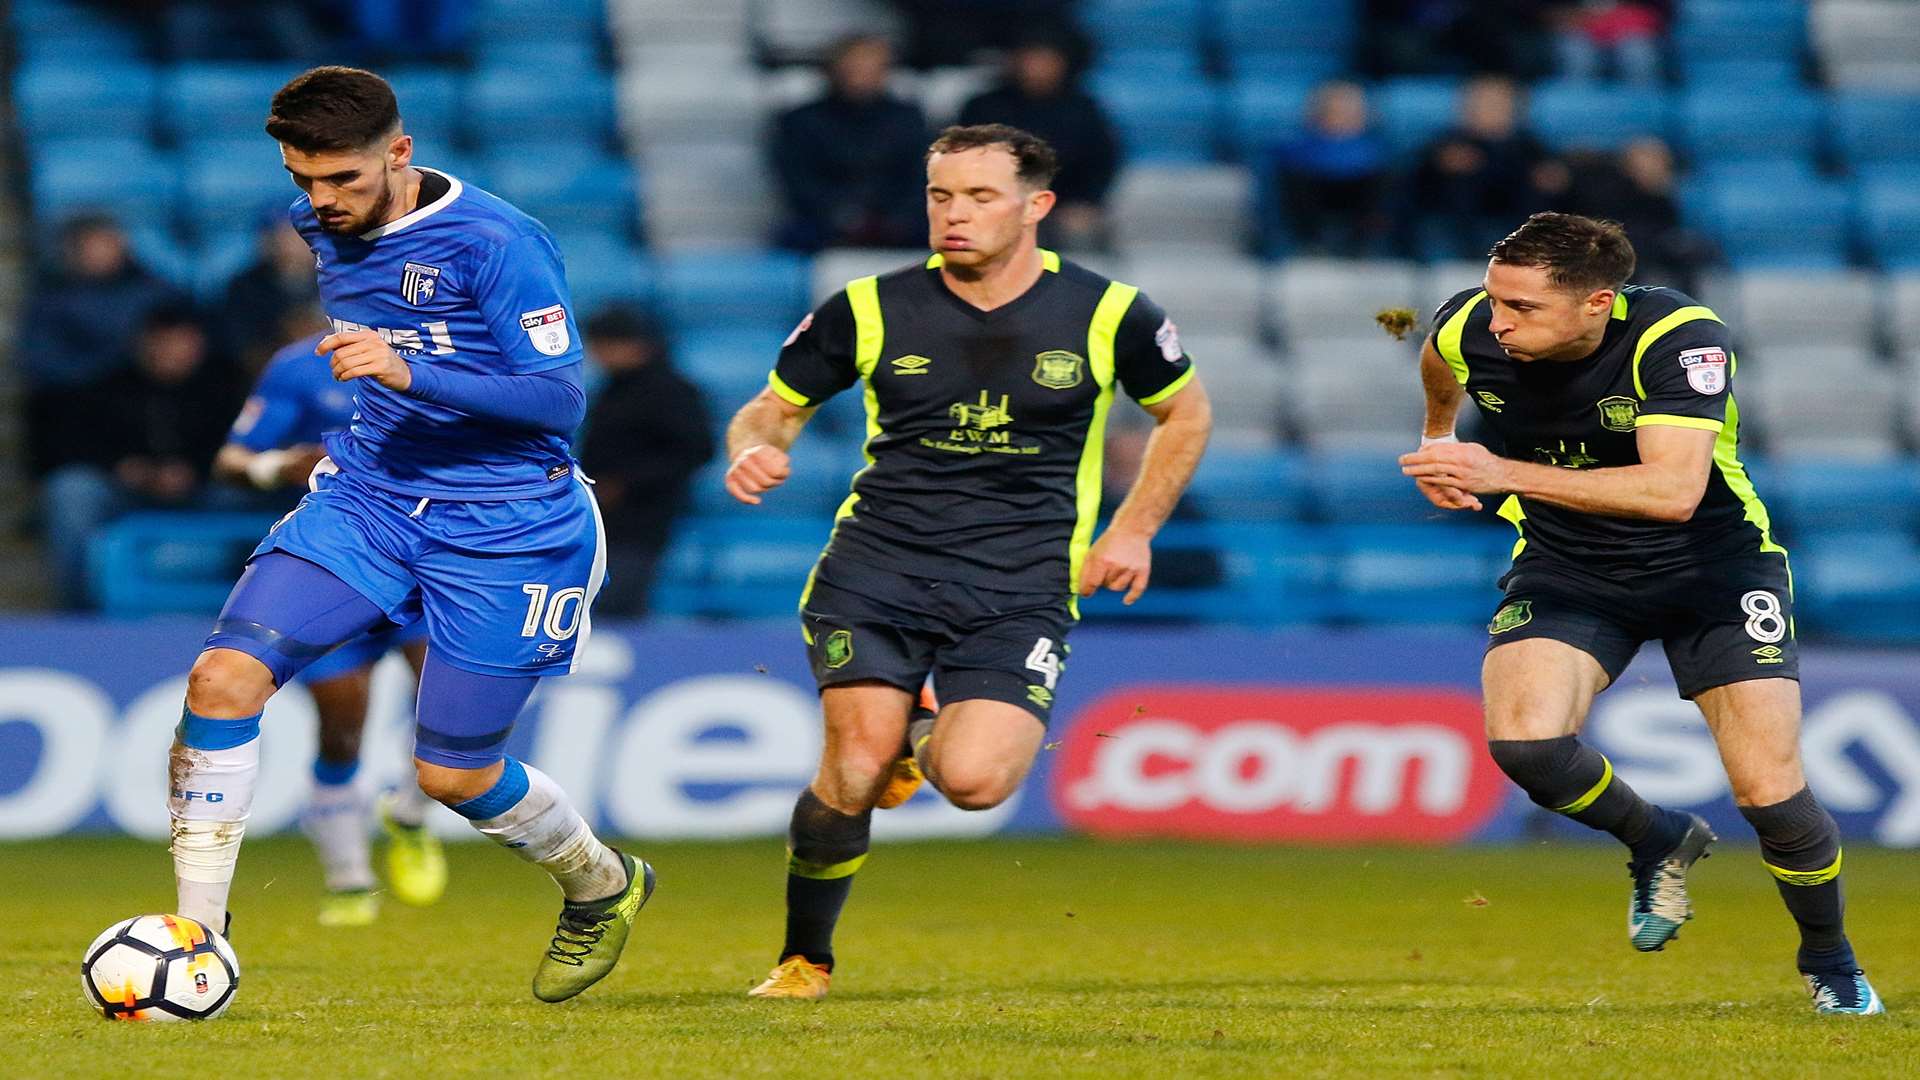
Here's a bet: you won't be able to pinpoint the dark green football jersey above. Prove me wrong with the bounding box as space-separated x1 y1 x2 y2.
1432 283 1781 573
770 251 1195 599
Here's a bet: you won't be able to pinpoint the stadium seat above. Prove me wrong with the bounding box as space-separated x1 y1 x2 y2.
1811 0 1920 90
1224 76 1319 164
30 140 179 228
189 229 261 301
1304 452 1445 525
1740 349 1903 460
472 36 605 76
675 326 792 384
1079 520 1318 624
1889 274 1920 351
11 1 144 63
1088 48 1207 82
751 0 902 63
1086 74 1224 164
482 148 638 237
1079 0 1206 54
122 223 198 293
14 61 157 141
1328 523 1510 626
1291 355 1427 453
180 137 296 242
1697 176 1853 269
1225 52 1353 84
655 249 811 335
639 144 781 250
384 67 464 150
1188 445 1309 521
1526 81 1670 150
682 515 836 618
471 0 606 38
617 62 766 150
1215 0 1359 67
552 232 656 314
1795 530 1920 643
1106 165 1251 251
1676 58 1803 88
1175 334 1286 440
1122 254 1267 340
1672 0 1807 61
1858 175 1920 270
1375 78 1463 160
466 68 616 149
161 63 304 141
90 513 281 616
1675 87 1823 165
809 249 929 304
1271 258 1423 344
1712 270 1879 349
1832 93 1920 166
1768 458 1920 540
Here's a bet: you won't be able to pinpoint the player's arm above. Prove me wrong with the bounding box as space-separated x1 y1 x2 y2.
1081 296 1211 604
1399 426 1714 521
725 293 858 506
1411 319 1481 513
212 442 328 490
211 374 327 490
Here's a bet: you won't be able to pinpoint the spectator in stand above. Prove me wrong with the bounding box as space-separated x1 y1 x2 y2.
157 0 332 60
771 35 929 252
574 306 716 618
959 27 1119 251
220 215 322 377
1362 0 1556 79
1265 81 1391 257
888 0 1078 68
1550 1 1670 83
24 213 181 478
1409 77 1555 259
42 306 244 609
1549 137 1715 289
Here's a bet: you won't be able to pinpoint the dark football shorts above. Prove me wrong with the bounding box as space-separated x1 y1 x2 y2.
799 555 1074 725
1485 549 1799 700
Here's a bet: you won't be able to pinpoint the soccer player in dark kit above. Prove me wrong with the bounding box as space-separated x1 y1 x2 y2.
723 124 1213 998
1400 212 1884 1015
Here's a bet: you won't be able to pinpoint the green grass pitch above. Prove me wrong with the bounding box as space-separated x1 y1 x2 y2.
9 835 1917 1078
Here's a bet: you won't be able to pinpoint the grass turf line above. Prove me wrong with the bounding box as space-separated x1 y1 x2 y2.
9 836 1917 1078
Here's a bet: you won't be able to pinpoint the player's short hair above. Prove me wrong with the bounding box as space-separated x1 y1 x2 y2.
1488 212 1636 294
265 66 401 152
926 124 1059 189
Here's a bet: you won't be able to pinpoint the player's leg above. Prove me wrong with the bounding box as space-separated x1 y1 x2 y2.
875 682 939 810
1481 582 1712 952
914 599 1064 810
301 656 380 927
377 636 447 907
916 697 1046 810
172 552 391 930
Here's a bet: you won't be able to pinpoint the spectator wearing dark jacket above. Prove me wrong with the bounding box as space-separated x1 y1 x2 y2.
575 307 716 617
42 306 244 608
1266 81 1392 256
220 215 321 377
1409 77 1555 258
959 29 1119 250
1554 137 1715 289
25 214 181 476
772 35 929 252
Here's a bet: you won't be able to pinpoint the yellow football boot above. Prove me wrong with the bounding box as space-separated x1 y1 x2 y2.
317 889 379 927
747 955 832 1000
379 792 448 907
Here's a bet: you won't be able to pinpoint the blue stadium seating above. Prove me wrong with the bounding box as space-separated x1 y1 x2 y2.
1079 0 1207 53
1832 93 1920 167
1090 48 1207 80
472 37 606 76
30 139 179 226
1225 52 1353 84
1328 523 1509 625
161 63 304 141
1215 0 1359 63
655 250 812 335
1858 175 1920 270
1527 81 1670 150
1676 87 1823 164
471 0 606 38
1376 78 1463 159
384 67 465 150
11 0 145 62
122 223 198 292
675 327 793 384
1671 0 1807 61
180 137 297 242
1087 74 1224 164
552 232 656 314
1676 58 1802 88
89 514 280 616
189 230 263 301
1303 452 1447 524
482 148 637 237
1224 77 1318 163
14 62 157 141
1770 458 1920 540
464 68 616 150
1189 446 1309 521
1796 531 1920 643
1698 176 1853 269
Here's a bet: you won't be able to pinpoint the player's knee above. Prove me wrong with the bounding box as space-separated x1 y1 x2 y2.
186 649 276 717
414 760 496 806
934 760 1018 811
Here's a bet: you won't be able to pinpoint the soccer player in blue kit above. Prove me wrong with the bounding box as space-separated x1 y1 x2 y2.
166 67 651 1003
216 326 446 928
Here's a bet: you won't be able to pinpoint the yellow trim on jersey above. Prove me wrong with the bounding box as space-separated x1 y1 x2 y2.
1630 305 1722 400
1553 756 1614 814
788 851 869 881
1435 290 1486 386
800 275 886 616
1713 391 1787 557
1136 365 1195 407
1611 292 1629 320
767 371 811 408
1635 414 1725 433
926 248 1061 272
1765 849 1842 887
1069 282 1137 617
1497 494 1526 560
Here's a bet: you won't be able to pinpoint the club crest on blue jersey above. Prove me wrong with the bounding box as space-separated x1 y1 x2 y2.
401 261 442 306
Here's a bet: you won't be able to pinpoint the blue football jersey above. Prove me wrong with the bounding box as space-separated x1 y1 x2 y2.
293 167 583 500
227 332 356 451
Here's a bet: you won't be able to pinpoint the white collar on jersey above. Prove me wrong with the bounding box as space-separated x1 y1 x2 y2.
358 166 463 241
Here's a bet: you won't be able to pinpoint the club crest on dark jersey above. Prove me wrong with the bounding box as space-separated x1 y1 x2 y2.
1031 350 1085 389
401 261 441 306
1596 396 1639 432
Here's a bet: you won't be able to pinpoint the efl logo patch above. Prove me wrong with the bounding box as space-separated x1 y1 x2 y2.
401 261 441 305
783 312 813 348
1154 317 1183 362
519 304 571 356
1679 346 1728 394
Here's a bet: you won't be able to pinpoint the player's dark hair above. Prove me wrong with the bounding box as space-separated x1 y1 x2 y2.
1489 212 1637 293
265 66 401 152
927 124 1059 189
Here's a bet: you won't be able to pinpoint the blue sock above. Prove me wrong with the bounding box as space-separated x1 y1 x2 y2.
177 707 262 750
312 756 359 785
449 757 530 820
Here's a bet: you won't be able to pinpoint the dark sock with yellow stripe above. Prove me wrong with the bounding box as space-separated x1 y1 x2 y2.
1488 736 1684 859
781 789 871 971
1740 786 1854 972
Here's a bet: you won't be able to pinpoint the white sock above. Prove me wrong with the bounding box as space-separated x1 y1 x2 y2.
302 779 375 892
386 778 435 829
169 737 260 929
468 762 628 903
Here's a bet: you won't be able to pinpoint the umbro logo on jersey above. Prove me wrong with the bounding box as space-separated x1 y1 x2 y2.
890 354 933 375
1475 390 1505 412
401 261 441 305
